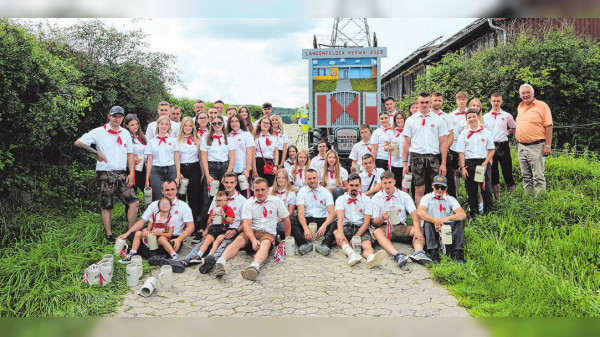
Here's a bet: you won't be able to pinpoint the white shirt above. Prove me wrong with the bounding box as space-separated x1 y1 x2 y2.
349 140 372 166
131 135 147 161
450 109 468 151
288 165 308 187
372 188 416 226
78 124 133 172
209 191 247 229
296 185 334 218
335 192 372 224
241 195 289 235
145 120 180 141
144 135 179 167
178 136 199 164
358 168 384 195
141 197 193 236
229 130 255 173
420 192 462 220
321 167 348 187
200 133 235 162
371 126 393 161
403 111 449 155
274 130 289 151
483 110 516 142
432 109 455 137
386 128 407 167
270 187 297 208
456 126 495 160
255 133 278 160
283 159 296 172
310 155 327 177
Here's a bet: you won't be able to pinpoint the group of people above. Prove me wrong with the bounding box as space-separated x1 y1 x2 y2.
74 83 552 280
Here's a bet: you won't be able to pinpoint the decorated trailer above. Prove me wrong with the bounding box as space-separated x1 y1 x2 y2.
302 46 387 168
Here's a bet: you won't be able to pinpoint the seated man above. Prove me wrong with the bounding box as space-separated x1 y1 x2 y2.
297 169 336 255
117 180 195 272
213 178 291 281
371 171 430 267
333 173 387 268
417 175 467 263
182 172 246 273
358 153 383 198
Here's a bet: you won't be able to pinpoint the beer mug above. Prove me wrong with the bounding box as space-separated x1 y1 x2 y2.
84 264 101 285
147 232 159 250
126 263 143 287
102 254 114 273
135 156 144 172
285 236 296 256
138 277 158 297
158 265 173 289
351 236 362 252
238 174 249 190
402 173 412 190
209 179 220 197
293 185 300 192
143 187 153 204
114 238 128 256
441 224 453 245
178 178 189 195
308 222 317 237
388 206 401 225
131 255 143 269
391 143 400 157
212 207 223 225
474 165 485 183
351 163 361 174
98 259 113 284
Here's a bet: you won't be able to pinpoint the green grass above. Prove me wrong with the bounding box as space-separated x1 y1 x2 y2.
313 79 337 92
0 204 152 317
350 78 377 91
430 149 600 317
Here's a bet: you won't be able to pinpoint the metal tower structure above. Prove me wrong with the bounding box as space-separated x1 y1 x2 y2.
329 18 372 48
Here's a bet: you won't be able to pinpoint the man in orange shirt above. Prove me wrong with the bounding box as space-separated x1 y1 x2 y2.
515 84 553 196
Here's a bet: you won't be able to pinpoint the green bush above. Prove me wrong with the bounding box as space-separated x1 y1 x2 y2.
430 150 600 317
350 78 377 91
313 79 337 92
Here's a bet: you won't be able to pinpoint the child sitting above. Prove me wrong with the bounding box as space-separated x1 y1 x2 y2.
120 197 178 263
188 191 234 264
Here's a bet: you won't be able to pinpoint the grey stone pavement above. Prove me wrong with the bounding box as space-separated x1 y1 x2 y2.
114 238 469 317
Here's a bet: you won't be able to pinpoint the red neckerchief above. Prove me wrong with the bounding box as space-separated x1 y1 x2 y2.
395 128 403 138
228 191 239 201
309 187 318 200
198 129 207 137
455 110 466 115
433 192 448 212
186 136 195 145
231 131 240 137
286 159 295 166
491 111 500 119
419 114 428 126
255 198 268 217
366 170 374 178
381 126 391 132
273 131 279 137
347 198 357 204
134 136 145 146
384 188 397 202
156 136 167 146
212 134 222 145
366 142 372 152
328 168 335 179
104 124 122 145
262 133 271 146
467 126 484 139
297 168 303 179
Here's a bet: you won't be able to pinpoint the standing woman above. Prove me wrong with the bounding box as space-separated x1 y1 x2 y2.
371 111 394 170
177 117 202 229
270 114 289 169
386 111 408 189
200 116 235 194
253 116 279 187
123 114 147 195
195 111 211 139
226 113 255 195
320 149 348 201
468 98 485 126
194 110 212 238
145 116 181 201
284 145 298 172
408 100 419 116
238 105 254 135
289 149 311 189
457 109 495 217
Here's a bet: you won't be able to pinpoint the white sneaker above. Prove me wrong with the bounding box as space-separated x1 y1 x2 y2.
365 250 387 269
348 253 362 266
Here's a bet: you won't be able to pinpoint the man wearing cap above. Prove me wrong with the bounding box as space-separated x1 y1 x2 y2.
75 106 139 242
417 175 467 263
515 84 553 196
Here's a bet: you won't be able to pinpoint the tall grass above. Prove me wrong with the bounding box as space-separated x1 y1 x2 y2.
0 205 136 317
431 150 600 317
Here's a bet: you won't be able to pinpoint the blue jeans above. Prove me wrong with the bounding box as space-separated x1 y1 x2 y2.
150 165 176 201
183 237 234 261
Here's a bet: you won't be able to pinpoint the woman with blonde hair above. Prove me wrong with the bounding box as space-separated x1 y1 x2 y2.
176 117 202 230
289 149 311 188
145 115 181 201
320 149 348 201
468 98 485 126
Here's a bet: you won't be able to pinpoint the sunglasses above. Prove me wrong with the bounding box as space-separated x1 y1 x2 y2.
124 114 137 120
433 185 447 190
212 122 223 126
